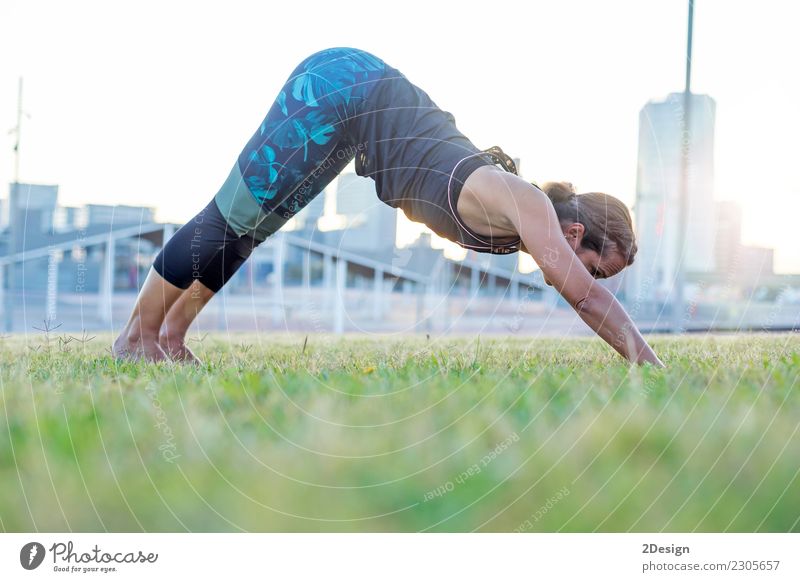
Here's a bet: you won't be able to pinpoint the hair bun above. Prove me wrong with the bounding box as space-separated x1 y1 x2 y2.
541 181 576 204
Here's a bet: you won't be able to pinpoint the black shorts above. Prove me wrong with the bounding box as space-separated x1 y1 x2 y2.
153 198 260 293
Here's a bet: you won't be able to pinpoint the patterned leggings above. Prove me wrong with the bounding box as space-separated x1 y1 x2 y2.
154 47 386 292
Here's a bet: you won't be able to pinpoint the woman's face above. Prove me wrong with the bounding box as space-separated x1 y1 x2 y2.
542 223 627 286
575 246 627 280
542 248 625 286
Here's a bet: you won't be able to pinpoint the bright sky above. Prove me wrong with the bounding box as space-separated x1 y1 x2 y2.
1 0 798 272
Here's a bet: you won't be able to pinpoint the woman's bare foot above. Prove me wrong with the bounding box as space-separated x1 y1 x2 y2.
112 332 169 362
159 333 202 365
112 268 187 363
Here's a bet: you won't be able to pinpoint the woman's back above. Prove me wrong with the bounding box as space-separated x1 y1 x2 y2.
349 61 517 253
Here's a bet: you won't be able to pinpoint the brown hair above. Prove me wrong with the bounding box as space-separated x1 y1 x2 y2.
541 181 637 265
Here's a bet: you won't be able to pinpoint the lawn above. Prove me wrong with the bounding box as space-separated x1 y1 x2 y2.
1 332 798 532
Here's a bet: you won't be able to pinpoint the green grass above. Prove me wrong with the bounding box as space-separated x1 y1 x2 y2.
1 332 798 532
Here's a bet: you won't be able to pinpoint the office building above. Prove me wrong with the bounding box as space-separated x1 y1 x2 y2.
629 93 717 303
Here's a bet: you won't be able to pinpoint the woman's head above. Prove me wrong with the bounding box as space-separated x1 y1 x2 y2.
541 181 637 282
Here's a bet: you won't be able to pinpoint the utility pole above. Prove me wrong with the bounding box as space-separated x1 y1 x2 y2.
13 78 23 184
673 0 694 333
4 78 24 331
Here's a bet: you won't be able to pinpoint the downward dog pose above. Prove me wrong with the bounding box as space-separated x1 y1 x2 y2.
113 47 663 366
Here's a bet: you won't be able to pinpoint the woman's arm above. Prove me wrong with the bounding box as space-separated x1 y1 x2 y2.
484 172 664 366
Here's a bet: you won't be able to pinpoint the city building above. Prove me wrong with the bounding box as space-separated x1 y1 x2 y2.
285 189 326 232
629 92 717 304
325 172 397 262
713 199 774 283
1 183 159 294
714 200 742 276
738 245 774 283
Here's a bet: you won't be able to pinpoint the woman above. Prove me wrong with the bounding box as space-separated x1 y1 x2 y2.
113 47 663 367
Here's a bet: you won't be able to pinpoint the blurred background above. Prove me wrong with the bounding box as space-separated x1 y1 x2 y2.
1 0 798 335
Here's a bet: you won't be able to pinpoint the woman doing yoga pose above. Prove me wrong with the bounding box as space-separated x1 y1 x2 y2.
112 47 663 367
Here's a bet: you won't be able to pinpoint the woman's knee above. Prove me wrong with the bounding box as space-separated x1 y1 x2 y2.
153 199 240 290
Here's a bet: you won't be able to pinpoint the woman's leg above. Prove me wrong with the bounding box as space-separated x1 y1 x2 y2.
113 198 243 362
150 49 384 358
156 226 261 363
112 267 184 361
156 146 356 362
158 281 215 363
114 48 386 362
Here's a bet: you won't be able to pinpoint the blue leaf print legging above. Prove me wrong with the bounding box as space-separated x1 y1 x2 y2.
153 47 387 292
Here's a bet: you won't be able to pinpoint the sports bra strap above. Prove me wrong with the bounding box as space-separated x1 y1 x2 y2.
481 145 518 176
446 145 523 253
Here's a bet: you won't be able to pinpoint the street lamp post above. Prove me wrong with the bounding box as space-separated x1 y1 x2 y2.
673 0 695 333
4 78 24 332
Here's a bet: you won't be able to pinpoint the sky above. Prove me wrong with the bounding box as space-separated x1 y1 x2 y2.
1 0 798 272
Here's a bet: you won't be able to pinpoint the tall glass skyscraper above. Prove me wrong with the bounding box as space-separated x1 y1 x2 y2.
629 92 717 305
